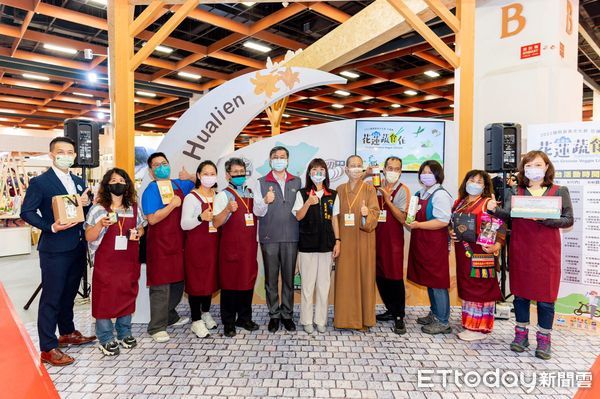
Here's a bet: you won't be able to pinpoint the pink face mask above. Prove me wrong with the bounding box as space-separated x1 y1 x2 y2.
200 175 217 188
419 173 437 187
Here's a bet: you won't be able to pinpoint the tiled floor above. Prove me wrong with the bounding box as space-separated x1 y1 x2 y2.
23 303 599 399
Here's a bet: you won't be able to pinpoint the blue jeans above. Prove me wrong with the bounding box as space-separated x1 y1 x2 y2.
513 296 555 330
95 315 132 345
427 287 450 325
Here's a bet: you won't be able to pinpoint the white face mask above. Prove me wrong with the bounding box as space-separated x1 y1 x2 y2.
310 174 326 184
385 171 400 184
347 167 363 179
200 175 217 188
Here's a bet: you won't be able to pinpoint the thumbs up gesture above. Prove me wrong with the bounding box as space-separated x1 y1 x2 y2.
487 194 498 212
307 191 319 205
80 187 91 206
179 166 193 182
227 200 238 213
360 200 369 217
264 186 275 204
200 208 213 222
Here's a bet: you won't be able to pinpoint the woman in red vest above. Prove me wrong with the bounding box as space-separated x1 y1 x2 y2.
375 156 410 335
450 170 505 342
85 168 145 356
181 161 220 338
406 160 453 335
213 158 259 338
489 150 573 360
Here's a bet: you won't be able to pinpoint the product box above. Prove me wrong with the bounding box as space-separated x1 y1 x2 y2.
156 180 174 205
52 194 85 225
510 195 562 219
476 214 503 246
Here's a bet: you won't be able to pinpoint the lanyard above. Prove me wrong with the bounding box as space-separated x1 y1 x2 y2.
230 187 250 213
454 196 482 214
117 218 124 236
378 184 396 210
199 189 215 212
345 181 365 211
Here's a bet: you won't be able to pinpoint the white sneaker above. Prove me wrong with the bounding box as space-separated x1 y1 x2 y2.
457 329 488 341
316 324 327 333
151 331 170 343
171 317 190 327
191 320 210 338
201 313 217 330
303 324 314 334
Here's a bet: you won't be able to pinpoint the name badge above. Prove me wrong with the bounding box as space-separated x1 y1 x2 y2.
245 213 255 227
208 221 217 233
115 235 128 251
378 210 387 223
344 213 355 227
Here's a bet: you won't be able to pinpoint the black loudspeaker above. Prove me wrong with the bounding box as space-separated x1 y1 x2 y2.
64 119 100 168
484 123 521 173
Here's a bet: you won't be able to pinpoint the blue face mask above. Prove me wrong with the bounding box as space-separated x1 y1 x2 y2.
231 176 246 187
154 164 171 179
271 159 288 172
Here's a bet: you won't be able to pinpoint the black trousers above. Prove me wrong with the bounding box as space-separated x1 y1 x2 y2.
220 289 254 326
376 276 406 319
38 243 86 352
188 295 211 321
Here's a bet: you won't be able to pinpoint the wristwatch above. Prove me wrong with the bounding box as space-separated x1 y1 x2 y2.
335 238 341 242
197 214 202 222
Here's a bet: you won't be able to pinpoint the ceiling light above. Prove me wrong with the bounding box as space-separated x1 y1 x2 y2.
332 104 344 109
43 43 78 55
89 0 107 5
0 108 18 113
177 71 202 80
46 109 65 113
242 2 255 6
391 104 401 108
87 72 98 82
282 113 290 118
136 91 157 98
382 113 389 117
166 116 179 121
424 70 440 78
334 90 350 97
60 97 82 103
0 117 11 122
73 92 93 97
96 112 106 119
141 123 157 128
243 41 271 53
25 124 42 128
449 104 455 108
285 121 291 125
14 82 40 89
340 71 359 79
22 73 49 81
404 90 418 96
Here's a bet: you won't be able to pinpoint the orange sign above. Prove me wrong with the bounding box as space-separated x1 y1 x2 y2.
520 43 541 59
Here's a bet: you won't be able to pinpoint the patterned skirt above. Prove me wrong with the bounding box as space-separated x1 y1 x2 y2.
461 300 495 333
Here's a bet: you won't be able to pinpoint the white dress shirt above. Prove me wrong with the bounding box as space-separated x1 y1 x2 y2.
52 166 77 195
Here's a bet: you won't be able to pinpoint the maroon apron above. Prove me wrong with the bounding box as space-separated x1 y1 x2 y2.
510 185 561 303
376 184 405 280
407 192 450 289
146 181 185 287
453 197 502 303
92 206 140 319
184 191 219 296
218 187 258 290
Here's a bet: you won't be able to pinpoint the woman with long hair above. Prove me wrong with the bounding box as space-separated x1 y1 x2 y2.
450 170 505 341
292 158 340 333
488 150 573 360
85 168 145 356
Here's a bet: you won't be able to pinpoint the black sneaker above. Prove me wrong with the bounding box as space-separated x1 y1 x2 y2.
224 324 236 337
98 340 120 356
236 320 259 331
118 336 137 349
282 319 296 332
376 310 395 322
394 318 407 335
268 318 280 333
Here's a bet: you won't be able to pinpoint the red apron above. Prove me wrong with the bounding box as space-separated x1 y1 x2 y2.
453 197 502 303
92 206 140 319
184 191 219 296
218 187 258 290
146 181 185 287
407 192 450 289
510 185 561 303
376 184 405 280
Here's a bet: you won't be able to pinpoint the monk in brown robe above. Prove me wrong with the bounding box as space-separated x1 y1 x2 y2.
333 155 379 330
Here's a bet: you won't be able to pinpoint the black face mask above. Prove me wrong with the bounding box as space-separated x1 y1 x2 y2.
108 183 127 196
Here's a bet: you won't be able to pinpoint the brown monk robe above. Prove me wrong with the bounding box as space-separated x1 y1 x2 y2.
334 178 379 330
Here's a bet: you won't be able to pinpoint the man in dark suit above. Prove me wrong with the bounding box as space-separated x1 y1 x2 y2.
21 136 96 366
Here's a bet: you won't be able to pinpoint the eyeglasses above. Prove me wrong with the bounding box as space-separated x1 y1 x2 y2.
152 161 169 168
